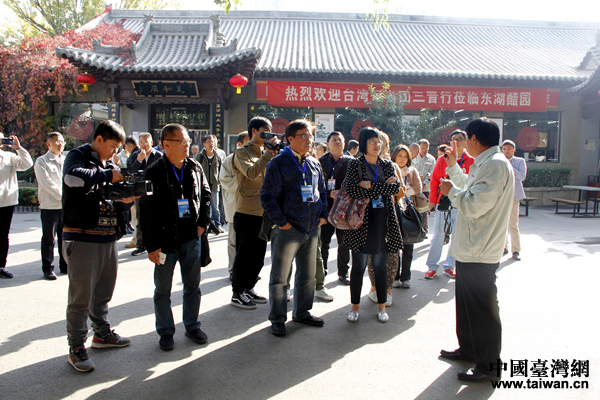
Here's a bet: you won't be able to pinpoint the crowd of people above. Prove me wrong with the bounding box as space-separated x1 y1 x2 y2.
0 116 524 381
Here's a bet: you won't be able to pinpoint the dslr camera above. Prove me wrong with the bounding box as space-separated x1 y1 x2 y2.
100 170 153 201
260 132 286 151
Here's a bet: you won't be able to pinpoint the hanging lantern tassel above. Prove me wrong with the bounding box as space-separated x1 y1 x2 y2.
229 73 248 94
77 72 96 92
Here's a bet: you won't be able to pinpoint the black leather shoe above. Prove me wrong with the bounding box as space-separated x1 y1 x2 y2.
44 271 57 280
270 323 286 337
159 334 174 351
292 314 324 327
457 367 500 382
338 274 350 285
503 248 509 256
185 329 208 345
512 252 521 261
440 349 476 363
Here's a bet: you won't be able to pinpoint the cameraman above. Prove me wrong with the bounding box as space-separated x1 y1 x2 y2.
424 130 474 280
62 120 135 373
230 117 280 309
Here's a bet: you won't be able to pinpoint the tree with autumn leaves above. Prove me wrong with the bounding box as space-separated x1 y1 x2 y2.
0 10 141 156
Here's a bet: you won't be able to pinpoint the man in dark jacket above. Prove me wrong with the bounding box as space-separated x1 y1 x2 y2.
195 134 224 234
127 132 162 256
140 123 211 352
62 120 135 373
319 131 353 285
261 119 328 337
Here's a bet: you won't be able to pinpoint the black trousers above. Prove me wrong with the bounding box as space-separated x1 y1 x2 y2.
395 243 414 282
40 209 67 273
455 261 502 375
231 212 267 294
320 222 350 277
0 206 14 269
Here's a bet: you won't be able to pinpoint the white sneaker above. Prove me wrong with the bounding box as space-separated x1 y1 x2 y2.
385 293 393 307
401 280 411 288
368 289 377 303
377 311 389 323
315 288 334 302
392 280 401 288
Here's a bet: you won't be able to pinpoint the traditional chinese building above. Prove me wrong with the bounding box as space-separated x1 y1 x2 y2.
56 10 600 183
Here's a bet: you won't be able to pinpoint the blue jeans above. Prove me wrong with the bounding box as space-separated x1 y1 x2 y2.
426 207 457 271
351 252 387 305
154 238 202 336
269 226 318 324
210 190 221 228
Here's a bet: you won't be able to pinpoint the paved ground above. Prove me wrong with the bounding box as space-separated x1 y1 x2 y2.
0 207 599 400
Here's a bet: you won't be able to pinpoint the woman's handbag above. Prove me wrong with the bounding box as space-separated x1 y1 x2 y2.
328 164 368 230
328 186 369 230
397 197 427 244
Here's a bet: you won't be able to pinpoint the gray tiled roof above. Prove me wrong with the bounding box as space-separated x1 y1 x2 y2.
56 15 261 76
220 14 595 83
61 10 599 84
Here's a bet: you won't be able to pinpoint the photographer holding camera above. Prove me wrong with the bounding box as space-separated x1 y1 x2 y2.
62 120 136 373
424 129 474 280
0 132 33 280
230 116 280 309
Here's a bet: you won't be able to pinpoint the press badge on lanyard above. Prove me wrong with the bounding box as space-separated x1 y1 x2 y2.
327 157 339 191
289 148 314 203
365 159 384 208
171 162 191 218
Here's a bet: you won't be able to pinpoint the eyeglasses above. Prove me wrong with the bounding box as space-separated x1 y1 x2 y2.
164 138 192 145
367 140 383 145
294 134 314 140
451 136 466 142
53 140 65 145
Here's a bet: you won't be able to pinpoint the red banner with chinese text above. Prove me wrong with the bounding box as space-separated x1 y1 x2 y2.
257 81 558 112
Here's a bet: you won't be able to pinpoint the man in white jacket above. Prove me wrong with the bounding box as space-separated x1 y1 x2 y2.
438 118 514 382
34 132 67 280
0 132 34 279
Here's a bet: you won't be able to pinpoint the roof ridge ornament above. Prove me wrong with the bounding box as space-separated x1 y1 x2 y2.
143 13 154 25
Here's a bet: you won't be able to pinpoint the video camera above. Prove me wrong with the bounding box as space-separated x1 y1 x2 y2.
100 170 153 201
260 132 286 151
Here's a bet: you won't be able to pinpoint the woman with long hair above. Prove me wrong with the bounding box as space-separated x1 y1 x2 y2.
391 144 422 288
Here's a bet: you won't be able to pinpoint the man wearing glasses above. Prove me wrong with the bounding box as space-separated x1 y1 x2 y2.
261 119 328 337
34 132 67 280
140 123 211 351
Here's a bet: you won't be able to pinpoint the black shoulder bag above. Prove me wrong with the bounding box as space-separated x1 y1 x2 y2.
397 196 427 245
258 169 303 242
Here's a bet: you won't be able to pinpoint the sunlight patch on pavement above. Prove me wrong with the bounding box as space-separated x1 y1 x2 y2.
143 320 271 382
70 377 128 398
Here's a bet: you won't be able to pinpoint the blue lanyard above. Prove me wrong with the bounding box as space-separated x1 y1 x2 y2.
170 161 185 185
365 158 379 182
458 153 466 168
330 155 340 178
286 147 307 184
404 175 408 186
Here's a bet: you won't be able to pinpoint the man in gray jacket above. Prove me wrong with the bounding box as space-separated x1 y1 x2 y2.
34 132 67 280
438 118 514 382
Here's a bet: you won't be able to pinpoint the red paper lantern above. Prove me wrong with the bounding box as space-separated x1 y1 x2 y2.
229 74 248 94
77 72 96 91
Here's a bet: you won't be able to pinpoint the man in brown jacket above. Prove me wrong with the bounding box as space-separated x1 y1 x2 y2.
230 117 280 309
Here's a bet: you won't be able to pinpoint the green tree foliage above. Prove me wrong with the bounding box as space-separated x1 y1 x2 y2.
348 82 455 146
1 0 181 38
